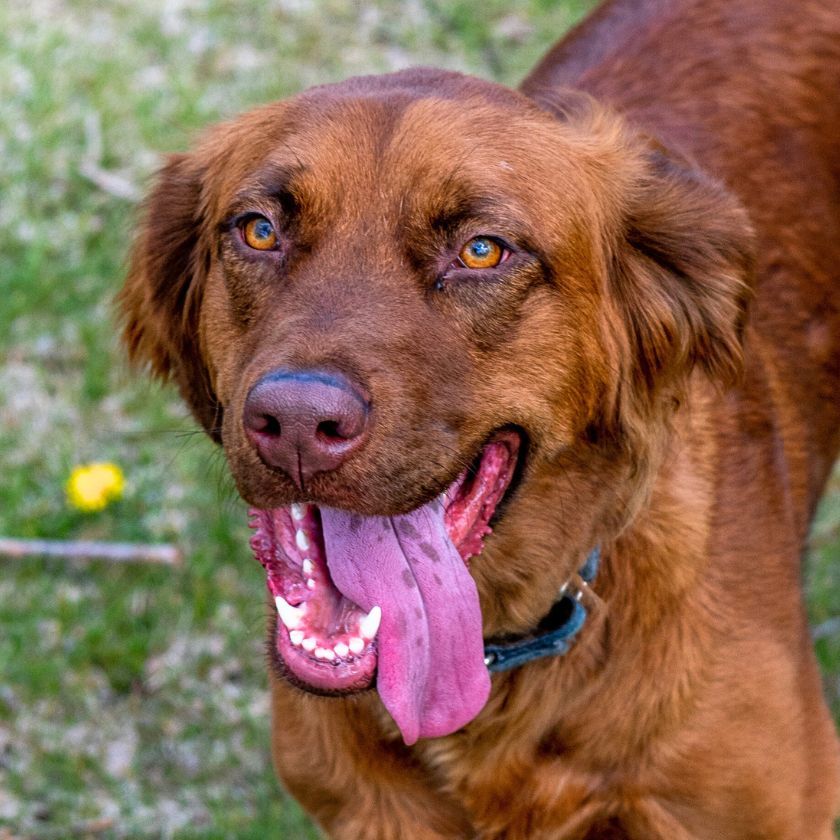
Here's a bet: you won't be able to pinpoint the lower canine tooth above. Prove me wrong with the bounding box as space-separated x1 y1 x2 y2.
360 606 382 640
290 630 304 646
302 638 316 651
348 637 364 654
302 559 314 575
275 595 305 630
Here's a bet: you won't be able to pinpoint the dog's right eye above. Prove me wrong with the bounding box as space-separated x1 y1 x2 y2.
242 216 279 251
458 236 505 270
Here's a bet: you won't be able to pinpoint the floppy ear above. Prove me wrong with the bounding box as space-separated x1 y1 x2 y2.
118 153 223 441
529 87 754 413
601 146 755 440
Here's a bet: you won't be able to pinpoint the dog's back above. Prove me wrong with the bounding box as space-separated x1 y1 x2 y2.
524 2 840 834
525 0 840 521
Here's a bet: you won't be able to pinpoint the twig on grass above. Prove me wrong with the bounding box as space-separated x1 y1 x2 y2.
78 109 141 202
78 159 141 202
0 537 181 566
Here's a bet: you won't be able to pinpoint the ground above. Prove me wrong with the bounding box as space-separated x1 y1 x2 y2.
0 0 837 837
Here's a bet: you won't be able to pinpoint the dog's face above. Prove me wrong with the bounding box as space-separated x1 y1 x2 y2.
121 69 752 744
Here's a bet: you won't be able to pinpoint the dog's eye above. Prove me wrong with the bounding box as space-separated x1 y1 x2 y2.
243 216 279 251
457 236 504 270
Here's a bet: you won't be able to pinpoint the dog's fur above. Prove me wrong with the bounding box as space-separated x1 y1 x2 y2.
120 0 840 836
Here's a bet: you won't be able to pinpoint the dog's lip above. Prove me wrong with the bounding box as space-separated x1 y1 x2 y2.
251 504 379 694
442 428 523 557
272 608 378 695
250 429 523 698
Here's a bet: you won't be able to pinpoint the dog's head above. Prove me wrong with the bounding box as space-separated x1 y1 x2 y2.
120 69 752 743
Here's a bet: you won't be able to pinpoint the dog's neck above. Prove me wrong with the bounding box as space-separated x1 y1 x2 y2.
473 400 696 641
462 375 719 724
482 545 602 672
413 384 721 821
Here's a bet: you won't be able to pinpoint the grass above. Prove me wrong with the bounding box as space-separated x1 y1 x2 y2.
0 0 836 837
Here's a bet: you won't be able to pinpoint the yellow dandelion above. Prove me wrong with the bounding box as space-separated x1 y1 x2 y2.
66 462 126 512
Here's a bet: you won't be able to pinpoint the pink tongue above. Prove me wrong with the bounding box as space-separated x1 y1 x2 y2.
320 499 490 745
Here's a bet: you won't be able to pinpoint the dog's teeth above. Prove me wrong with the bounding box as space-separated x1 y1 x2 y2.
314 647 335 661
296 530 310 551
302 637 317 651
360 606 382 640
306 578 316 590
302 558 314 575
289 630 304 646
291 503 305 521
275 595 305 629
334 642 349 658
348 636 365 654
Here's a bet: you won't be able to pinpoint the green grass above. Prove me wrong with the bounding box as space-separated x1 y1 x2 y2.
0 0 837 837
0 1 592 836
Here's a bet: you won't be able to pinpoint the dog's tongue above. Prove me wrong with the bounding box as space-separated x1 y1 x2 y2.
320 501 490 745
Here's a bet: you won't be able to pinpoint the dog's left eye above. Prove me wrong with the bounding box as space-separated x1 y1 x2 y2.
242 216 279 251
457 236 506 270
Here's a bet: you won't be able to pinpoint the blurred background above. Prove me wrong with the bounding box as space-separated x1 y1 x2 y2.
0 0 837 837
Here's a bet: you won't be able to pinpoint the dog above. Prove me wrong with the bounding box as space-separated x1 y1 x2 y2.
119 0 840 835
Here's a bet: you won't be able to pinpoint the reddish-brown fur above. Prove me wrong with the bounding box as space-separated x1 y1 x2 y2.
120 0 840 836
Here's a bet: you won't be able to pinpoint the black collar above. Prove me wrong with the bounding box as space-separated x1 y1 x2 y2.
483 547 601 673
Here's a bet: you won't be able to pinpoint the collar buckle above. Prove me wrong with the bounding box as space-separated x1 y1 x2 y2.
483 546 601 673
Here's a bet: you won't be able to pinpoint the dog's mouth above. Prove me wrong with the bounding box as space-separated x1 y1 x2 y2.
249 430 522 744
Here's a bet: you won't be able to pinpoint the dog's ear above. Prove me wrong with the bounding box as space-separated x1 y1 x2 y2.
118 153 222 441
601 145 755 439
531 88 754 429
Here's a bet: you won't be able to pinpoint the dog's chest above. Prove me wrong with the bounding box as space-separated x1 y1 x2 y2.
581 821 632 840
421 740 629 839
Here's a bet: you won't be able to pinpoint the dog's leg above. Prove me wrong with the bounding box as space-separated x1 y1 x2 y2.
270 680 474 839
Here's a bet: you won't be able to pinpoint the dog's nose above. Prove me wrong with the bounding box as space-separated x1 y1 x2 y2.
243 369 370 486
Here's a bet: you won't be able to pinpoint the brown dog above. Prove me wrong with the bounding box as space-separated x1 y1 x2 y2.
120 0 840 836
